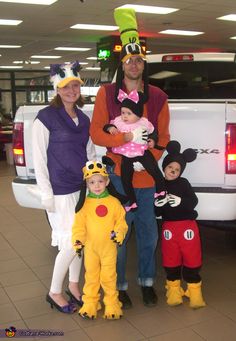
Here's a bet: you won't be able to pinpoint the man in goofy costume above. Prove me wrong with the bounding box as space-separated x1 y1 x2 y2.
72 161 128 319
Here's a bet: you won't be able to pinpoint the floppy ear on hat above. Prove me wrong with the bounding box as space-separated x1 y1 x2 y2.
183 148 197 163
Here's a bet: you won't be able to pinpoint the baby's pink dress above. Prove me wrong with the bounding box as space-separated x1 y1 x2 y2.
111 116 154 158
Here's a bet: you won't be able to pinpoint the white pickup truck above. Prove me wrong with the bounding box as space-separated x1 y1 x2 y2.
12 52 236 229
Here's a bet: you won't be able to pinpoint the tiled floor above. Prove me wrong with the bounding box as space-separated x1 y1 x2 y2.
1 159 236 340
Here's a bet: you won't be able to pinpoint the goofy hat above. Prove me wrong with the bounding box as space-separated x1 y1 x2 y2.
114 7 148 103
162 140 197 176
50 61 84 91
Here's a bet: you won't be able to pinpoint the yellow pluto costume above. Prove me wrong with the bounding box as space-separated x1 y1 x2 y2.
72 161 128 319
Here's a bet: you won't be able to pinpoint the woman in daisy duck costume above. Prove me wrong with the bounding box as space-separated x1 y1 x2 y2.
155 141 206 309
72 161 128 319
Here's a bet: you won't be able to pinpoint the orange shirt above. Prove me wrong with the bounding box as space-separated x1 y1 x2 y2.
90 85 170 188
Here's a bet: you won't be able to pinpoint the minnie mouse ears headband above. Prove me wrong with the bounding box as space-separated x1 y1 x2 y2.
50 61 84 91
117 89 144 117
162 140 197 175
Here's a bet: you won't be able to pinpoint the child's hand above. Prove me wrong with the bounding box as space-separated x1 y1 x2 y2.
74 240 84 258
168 194 181 207
108 126 119 135
154 196 168 207
147 138 155 149
110 230 125 246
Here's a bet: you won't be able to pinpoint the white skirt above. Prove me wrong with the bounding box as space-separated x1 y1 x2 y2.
47 191 81 250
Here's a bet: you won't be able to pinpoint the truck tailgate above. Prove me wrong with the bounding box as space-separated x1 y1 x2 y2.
168 101 225 186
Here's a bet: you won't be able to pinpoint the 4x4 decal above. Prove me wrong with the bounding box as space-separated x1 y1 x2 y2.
194 149 220 154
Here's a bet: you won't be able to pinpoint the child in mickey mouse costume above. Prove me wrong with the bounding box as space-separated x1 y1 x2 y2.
72 161 128 319
155 140 206 309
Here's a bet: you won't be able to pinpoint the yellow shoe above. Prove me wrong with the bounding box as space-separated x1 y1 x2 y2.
79 301 101 319
165 280 184 306
185 282 206 309
103 301 123 319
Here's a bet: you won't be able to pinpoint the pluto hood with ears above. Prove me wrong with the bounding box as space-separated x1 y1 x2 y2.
162 140 197 176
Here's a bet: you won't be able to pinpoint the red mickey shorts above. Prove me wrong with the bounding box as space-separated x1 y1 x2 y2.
161 220 202 268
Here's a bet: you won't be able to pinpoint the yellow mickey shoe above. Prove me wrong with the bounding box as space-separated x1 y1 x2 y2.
165 280 184 306
185 281 206 309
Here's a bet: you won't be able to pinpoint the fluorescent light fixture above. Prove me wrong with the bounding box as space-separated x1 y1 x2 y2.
149 71 180 79
211 78 236 84
0 0 58 4
44 66 50 69
0 65 23 68
71 24 118 31
86 57 97 60
0 19 22 25
230 36 236 40
118 4 178 14
13 60 40 64
85 67 101 70
159 29 203 36
55 47 91 51
217 14 236 21
0 44 21 48
79 62 88 65
31 55 61 59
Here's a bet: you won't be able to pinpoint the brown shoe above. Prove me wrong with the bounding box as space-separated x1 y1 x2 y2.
141 286 158 307
118 290 132 309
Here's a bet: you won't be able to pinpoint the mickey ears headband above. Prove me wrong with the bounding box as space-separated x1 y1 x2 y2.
166 140 197 163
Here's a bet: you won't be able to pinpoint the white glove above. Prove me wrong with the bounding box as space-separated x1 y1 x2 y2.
131 127 148 144
41 196 55 212
168 194 181 207
133 161 145 172
154 196 168 207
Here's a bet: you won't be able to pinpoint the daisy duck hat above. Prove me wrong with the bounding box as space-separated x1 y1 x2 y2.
50 61 84 91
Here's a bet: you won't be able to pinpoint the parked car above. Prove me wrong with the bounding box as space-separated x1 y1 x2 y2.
12 52 236 229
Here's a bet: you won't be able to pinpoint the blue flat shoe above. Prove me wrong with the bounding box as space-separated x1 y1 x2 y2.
46 293 77 314
65 288 83 307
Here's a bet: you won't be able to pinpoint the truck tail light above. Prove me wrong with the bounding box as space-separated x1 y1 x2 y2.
162 54 194 62
226 123 236 174
12 122 25 166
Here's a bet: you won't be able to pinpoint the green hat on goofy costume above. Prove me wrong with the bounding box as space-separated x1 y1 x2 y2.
114 7 148 103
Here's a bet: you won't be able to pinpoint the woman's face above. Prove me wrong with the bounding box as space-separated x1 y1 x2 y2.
57 80 81 104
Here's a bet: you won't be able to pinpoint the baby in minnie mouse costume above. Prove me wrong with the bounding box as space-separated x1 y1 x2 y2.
155 140 206 309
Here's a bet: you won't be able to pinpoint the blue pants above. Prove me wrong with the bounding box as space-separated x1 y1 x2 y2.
110 174 158 290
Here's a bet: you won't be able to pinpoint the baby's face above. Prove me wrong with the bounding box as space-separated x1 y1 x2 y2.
164 161 181 181
121 107 139 124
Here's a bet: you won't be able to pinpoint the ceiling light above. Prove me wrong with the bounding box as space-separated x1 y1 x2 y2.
79 62 88 65
0 65 23 68
85 67 101 70
86 57 97 60
44 66 50 69
0 45 21 48
71 24 118 31
0 0 58 4
54 47 91 51
31 55 61 59
118 4 178 14
0 19 22 25
13 61 23 63
230 36 236 40
217 14 236 21
159 29 203 36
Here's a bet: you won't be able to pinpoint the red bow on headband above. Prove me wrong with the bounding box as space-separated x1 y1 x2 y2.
117 89 139 104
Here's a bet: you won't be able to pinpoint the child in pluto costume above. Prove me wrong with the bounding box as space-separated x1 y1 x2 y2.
155 141 206 309
72 161 128 319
